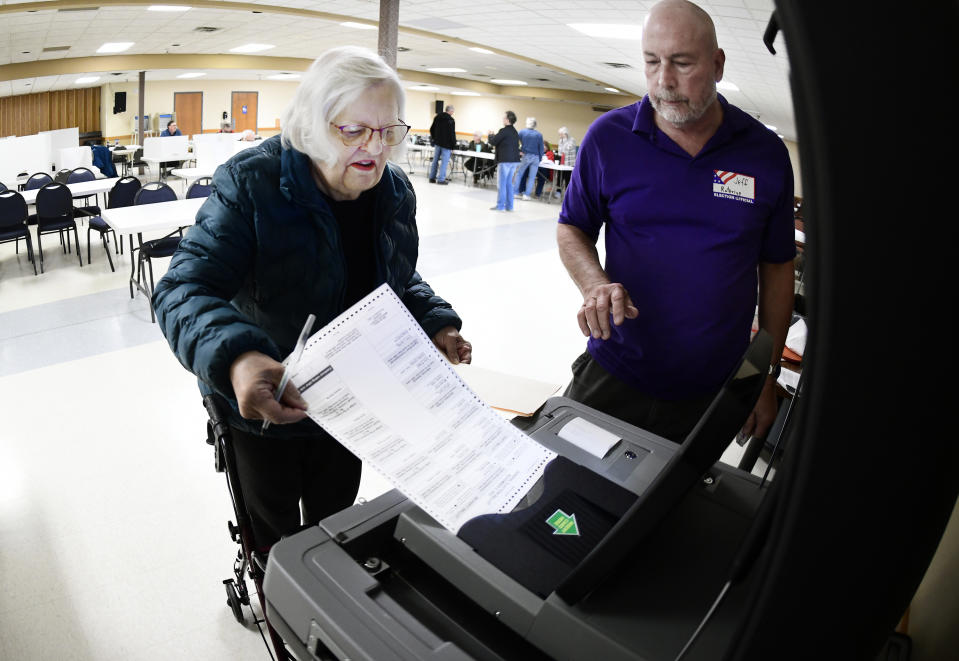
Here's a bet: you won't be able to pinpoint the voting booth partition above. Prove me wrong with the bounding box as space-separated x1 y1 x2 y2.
0 135 50 188
0 128 82 189
189 134 259 176
142 135 189 164
47 128 81 171
57 146 94 173
192 133 236 172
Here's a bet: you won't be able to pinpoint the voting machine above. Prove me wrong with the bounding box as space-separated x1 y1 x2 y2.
263 333 774 661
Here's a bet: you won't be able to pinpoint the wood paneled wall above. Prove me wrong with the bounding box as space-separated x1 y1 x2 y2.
0 88 100 137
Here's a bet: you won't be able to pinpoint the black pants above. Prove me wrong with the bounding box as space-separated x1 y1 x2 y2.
230 426 362 551
563 351 716 444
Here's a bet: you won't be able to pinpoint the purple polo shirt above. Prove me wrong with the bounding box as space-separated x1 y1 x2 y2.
559 95 795 400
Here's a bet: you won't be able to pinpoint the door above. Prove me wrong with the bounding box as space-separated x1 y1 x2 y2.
174 92 202 137
231 91 258 134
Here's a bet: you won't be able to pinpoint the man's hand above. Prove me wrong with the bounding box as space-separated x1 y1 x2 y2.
432 326 472 365
557 224 638 341
229 350 309 426
740 378 779 440
578 282 639 340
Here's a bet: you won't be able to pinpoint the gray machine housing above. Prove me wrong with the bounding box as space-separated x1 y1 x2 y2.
264 397 768 661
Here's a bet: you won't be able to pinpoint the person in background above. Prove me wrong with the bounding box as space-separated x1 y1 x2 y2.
534 141 555 199
158 120 184 175
517 140 554 198
153 46 472 552
465 130 494 185
556 0 795 443
160 120 182 137
555 126 576 196
219 121 234 133
487 110 520 211
514 117 544 201
239 129 257 141
428 104 456 185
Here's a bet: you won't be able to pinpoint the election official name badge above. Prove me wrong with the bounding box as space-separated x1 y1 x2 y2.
713 170 756 204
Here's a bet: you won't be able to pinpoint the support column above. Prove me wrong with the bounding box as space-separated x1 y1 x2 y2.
137 71 146 173
378 0 399 69
137 71 146 145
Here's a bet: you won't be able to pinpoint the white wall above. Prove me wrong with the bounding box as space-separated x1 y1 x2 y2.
101 78 300 139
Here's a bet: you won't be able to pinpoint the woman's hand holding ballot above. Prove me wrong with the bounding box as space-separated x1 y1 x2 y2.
230 351 309 426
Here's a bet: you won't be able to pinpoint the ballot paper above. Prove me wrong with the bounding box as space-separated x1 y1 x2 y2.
785 317 807 357
557 416 622 459
778 366 801 393
288 284 556 532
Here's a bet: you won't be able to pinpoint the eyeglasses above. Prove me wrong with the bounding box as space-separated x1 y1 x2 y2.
331 122 410 147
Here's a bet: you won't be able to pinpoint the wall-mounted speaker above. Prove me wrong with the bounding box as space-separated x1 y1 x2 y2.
113 91 127 114
434 100 444 115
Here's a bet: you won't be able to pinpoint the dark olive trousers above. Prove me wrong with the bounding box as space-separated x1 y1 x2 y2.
563 350 716 444
230 426 362 551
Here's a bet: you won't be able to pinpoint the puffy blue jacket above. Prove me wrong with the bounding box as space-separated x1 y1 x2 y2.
153 135 462 436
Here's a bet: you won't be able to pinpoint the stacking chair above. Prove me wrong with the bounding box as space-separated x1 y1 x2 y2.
134 181 177 206
24 172 55 226
108 175 142 210
24 172 53 191
129 148 151 177
54 168 73 184
34 182 82 272
67 167 101 217
87 176 142 270
0 190 38 275
185 177 212 199
0 182 7 193
133 182 181 322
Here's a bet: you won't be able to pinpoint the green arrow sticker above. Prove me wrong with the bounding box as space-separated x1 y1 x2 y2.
546 509 580 536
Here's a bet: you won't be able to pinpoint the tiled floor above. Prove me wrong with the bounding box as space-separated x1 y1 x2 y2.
0 166 757 659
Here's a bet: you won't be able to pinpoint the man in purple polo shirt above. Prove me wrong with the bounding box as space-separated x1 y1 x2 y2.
557 0 795 443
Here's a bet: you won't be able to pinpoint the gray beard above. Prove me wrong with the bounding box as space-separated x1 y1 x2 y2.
652 86 717 126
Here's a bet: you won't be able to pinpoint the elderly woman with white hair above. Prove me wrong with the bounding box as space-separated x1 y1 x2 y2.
153 46 472 551
556 126 577 196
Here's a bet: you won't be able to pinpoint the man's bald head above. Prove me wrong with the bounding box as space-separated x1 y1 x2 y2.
644 0 719 52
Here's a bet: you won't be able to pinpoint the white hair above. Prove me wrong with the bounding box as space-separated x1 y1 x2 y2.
558 126 569 136
526 116 537 128
281 46 406 165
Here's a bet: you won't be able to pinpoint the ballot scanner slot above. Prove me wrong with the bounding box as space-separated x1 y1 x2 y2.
372 535 553 661
267 494 548 661
516 404 677 497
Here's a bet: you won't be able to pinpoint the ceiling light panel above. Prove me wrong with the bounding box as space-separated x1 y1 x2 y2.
567 23 643 40
96 42 134 53
229 43 275 53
